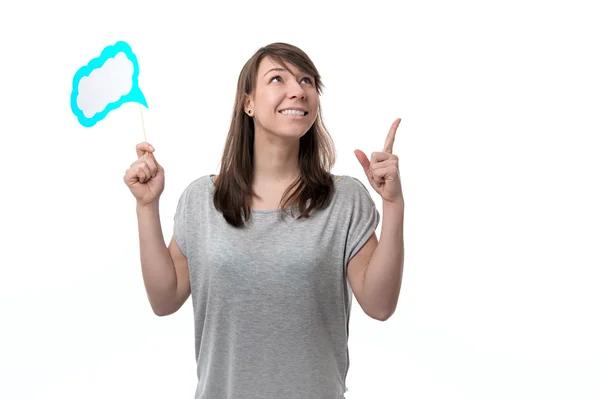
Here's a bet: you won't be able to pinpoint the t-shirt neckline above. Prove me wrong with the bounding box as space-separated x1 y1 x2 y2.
208 174 341 214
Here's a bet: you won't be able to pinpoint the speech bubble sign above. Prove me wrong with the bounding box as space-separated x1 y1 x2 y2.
70 41 147 127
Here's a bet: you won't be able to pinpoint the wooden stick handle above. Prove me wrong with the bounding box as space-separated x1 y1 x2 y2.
139 104 147 142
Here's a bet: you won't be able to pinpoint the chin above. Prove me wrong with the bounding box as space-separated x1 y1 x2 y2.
287 126 312 137
267 124 310 138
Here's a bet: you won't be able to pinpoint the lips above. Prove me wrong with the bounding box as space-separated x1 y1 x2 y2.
279 109 308 116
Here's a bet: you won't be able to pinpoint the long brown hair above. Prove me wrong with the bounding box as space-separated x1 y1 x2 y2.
212 42 337 228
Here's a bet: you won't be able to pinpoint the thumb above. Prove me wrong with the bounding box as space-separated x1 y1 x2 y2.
354 149 370 172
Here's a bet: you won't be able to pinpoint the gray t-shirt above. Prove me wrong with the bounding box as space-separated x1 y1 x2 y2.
173 174 380 399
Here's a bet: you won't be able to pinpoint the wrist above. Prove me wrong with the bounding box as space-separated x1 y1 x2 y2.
136 200 159 213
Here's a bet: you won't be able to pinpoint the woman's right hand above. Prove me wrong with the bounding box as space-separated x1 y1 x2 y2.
123 142 165 207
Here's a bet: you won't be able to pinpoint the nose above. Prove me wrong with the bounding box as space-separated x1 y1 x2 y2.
288 80 306 100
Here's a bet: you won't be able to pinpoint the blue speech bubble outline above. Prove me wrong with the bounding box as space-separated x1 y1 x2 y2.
70 41 148 127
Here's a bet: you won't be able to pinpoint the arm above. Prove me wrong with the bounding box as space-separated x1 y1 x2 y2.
350 116 405 320
363 201 404 320
137 202 190 316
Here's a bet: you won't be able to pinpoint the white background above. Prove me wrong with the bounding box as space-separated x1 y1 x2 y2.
1 0 598 398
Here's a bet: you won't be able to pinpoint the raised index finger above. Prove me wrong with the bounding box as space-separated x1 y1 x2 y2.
383 118 401 153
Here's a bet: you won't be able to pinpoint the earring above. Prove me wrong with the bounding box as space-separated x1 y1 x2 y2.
247 109 253 115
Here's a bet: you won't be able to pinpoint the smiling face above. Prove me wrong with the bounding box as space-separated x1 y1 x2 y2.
245 56 319 139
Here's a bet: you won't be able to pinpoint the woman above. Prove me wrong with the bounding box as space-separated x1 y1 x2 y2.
124 42 404 399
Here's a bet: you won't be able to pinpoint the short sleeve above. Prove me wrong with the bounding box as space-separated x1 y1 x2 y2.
344 177 380 267
173 185 190 258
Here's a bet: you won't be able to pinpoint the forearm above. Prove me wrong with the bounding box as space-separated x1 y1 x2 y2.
136 201 177 314
364 201 405 319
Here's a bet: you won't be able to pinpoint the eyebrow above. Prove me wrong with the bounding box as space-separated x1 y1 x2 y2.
263 67 295 77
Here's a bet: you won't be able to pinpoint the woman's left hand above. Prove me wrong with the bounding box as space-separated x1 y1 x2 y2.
354 118 404 206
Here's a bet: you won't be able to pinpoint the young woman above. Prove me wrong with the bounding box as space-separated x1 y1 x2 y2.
124 42 405 398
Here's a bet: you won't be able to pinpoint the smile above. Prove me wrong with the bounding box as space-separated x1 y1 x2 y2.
279 109 308 117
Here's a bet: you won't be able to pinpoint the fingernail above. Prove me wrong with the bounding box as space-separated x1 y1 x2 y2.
149 145 154 151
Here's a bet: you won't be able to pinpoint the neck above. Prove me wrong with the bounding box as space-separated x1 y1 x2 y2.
252 128 301 185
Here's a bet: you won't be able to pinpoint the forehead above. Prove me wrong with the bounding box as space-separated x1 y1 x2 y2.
258 56 306 76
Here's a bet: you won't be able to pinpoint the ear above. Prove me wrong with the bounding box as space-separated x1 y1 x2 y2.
244 93 253 112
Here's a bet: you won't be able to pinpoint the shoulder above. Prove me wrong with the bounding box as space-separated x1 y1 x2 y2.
335 174 372 196
330 174 377 210
177 175 212 200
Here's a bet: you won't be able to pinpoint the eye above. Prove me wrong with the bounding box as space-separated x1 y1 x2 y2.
269 75 313 85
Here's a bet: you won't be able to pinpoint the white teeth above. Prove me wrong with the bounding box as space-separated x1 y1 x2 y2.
280 109 306 116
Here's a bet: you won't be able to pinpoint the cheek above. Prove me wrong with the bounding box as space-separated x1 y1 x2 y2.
256 91 281 109
309 93 319 108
